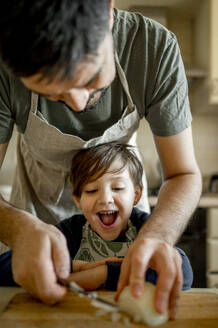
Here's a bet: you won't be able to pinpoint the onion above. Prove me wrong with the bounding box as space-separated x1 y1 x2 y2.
111 312 122 322
95 309 109 317
122 316 131 326
117 282 169 326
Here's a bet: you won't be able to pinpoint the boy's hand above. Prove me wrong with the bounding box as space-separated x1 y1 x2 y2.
67 265 108 290
73 257 123 272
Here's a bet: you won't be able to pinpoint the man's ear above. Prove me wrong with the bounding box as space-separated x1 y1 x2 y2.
134 185 143 205
73 195 81 209
109 0 114 30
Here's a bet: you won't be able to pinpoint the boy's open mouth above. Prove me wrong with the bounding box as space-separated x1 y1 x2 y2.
98 210 118 226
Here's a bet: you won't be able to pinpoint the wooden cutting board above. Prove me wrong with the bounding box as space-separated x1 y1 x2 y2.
1 290 218 328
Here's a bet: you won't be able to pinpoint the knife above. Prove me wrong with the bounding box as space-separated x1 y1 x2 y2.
58 278 119 312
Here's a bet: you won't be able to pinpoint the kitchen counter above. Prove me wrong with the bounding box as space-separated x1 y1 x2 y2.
0 287 24 314
149 193 218 208
1 287 218 327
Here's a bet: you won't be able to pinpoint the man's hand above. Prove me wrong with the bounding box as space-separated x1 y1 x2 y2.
115 127 201 319
12 219 70 304
115 237 183 320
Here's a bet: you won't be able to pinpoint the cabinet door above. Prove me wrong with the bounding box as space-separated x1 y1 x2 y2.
207 239 218 272
209 0 218 104
207 273 218 288
207 208 218 238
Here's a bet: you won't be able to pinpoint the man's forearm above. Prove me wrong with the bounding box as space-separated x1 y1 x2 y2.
138 171 202 245
0 194 40 248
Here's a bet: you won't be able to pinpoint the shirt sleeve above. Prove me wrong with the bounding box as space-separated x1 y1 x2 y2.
0 63 15 143
145 34 192 137
105 261 121 290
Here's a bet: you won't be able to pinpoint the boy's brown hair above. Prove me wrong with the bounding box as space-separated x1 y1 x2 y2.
70 142 143 198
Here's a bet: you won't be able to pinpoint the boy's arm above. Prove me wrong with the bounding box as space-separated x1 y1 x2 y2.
72 257 123 272
67 264 108 290
105 262 122 290
69 258 123 291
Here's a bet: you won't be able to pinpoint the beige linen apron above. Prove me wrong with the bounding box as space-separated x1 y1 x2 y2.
10 55 150 225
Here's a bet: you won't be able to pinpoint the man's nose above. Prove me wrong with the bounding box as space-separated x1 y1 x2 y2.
98 189 114 204
62 89 90 112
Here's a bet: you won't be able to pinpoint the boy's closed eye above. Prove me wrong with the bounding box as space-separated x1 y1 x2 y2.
85 187 125 193
113 187 125 191
85 189 98 193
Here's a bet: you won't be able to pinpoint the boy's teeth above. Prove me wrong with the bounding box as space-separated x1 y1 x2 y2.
98 211 117 225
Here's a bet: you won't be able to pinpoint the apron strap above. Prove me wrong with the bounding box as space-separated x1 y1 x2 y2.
31 92 39 114
115 52 135 107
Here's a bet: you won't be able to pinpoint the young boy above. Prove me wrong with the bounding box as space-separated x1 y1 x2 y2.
0 143 193 291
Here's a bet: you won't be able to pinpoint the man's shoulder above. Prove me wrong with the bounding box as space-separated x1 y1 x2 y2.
0 61 11 76
0 61 44 138
0 59 31 107
0 61 31 142
0 61 13 92
0 61 22 89
113 8 176 50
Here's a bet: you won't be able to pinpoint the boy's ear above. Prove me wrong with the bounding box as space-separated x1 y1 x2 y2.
134 185 143 205
73 195 81 209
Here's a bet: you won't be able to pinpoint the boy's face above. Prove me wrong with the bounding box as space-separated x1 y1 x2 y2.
74 158 142 241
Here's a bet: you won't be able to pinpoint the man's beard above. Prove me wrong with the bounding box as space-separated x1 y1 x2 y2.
78 86 109 114
58 86 109 114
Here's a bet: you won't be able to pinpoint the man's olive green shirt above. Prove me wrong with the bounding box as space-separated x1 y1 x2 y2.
0 9 192 144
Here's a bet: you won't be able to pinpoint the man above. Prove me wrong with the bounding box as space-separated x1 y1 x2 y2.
0 0 201 319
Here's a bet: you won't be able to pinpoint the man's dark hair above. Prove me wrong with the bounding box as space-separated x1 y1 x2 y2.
0 0 110 80
70 142 144 198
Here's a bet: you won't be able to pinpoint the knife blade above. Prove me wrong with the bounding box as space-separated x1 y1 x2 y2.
58 278 119 312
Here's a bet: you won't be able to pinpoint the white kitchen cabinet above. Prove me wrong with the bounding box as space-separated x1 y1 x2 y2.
207 208 218 238
209 0 218 104
207 239 218 272
207 207 218 287
207 273 218 288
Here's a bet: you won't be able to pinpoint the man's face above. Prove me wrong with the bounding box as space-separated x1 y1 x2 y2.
21 33 116 113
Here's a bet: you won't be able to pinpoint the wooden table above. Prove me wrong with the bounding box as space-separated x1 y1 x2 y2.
1 288 218 327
